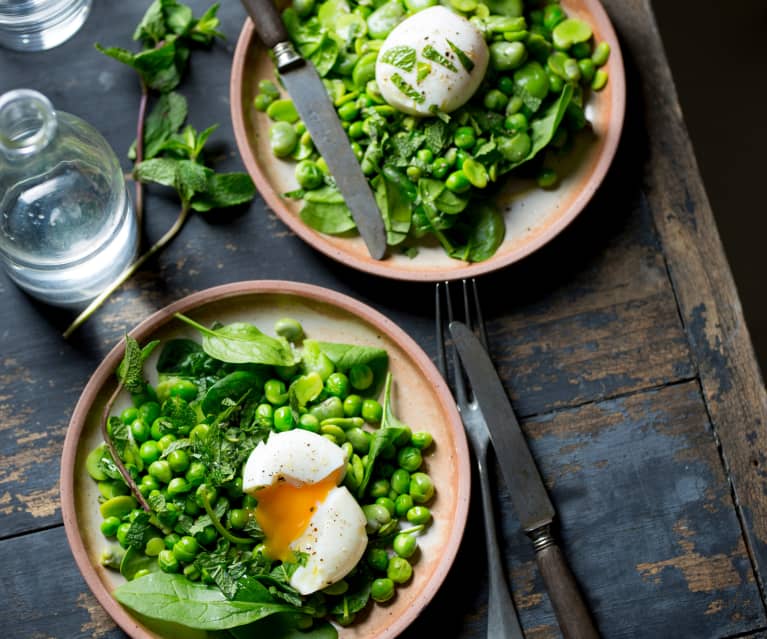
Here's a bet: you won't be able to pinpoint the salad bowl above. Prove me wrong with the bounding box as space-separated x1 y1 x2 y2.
61 280 471 639
230 0 626 281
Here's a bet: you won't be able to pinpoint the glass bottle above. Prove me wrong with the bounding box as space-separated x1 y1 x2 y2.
0 0 92 52
0 89 138 306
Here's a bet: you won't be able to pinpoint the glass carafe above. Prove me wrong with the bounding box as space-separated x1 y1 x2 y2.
0 89 138 306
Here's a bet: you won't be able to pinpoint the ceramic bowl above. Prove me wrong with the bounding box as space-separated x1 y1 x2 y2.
230 0 625 281
61 281 471 639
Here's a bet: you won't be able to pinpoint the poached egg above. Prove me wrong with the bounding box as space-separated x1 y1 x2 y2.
375 6 489 116
242 429 368 595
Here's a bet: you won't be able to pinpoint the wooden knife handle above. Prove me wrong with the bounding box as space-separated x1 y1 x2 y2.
533 529 600 639
240 0 288 49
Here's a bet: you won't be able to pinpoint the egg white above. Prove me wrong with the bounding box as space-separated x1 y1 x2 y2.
376 6 489 116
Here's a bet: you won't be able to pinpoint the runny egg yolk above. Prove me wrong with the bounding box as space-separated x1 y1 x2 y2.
254 469 343 562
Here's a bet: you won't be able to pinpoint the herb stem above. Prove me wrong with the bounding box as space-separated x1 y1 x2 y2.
201 491 254 545
173 312 217 337
134 77 149 229
101 379 151 512
63 202 191 339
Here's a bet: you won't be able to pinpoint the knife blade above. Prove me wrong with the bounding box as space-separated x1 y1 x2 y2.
240 0 387 260
449 320 600 639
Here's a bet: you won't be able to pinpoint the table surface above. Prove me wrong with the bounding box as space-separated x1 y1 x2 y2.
3 2 767 638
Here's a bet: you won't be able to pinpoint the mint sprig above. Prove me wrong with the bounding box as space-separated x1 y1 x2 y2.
64 1 255 338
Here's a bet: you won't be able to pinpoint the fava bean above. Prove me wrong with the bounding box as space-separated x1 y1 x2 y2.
269 122 298 158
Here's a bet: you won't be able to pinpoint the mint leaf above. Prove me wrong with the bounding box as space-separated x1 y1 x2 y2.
117 335 155 393
135 158 179 188
133 0 166 44
191 172 256 212
141 92 188 160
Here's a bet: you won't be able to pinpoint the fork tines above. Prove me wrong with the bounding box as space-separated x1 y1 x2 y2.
435 279 489 390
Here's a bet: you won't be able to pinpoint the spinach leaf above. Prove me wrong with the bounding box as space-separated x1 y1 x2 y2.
463 204 506 262
113 572 296 630
157 338 221 379
316 342 388 396
505 84 573 172
202 370 266 416
374 175 411 245
120 545 160 581
357 373 408 497
300 201 356 234
175 314 299 366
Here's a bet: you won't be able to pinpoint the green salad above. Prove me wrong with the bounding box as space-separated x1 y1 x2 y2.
255 0 610 261
87 315 436 637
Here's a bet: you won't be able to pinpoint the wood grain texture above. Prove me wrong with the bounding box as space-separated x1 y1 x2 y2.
602 0 767 597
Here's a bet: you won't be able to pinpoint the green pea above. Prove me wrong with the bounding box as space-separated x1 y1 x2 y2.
253 93 273 111
537 167 558 188
183 495 199 516
362 503 391 533
167 449 190 474
263 379 287 406
326 372 350 398
195 524 218 547
158 549 180 573
389 469 410 494
138 401 161 425
253 404 274 428
149 460 172 484
514 61 549 100
484 89 508 113
504 112 528 133
185 461 206 487
446 170 471 193
116 522 132 548
366 547 390 572
571 41 592 60
167 477 189 497
496 75 514 97
269 121 298 158
414 148 433 164
227 508 247 530
121 406 139 424
144 536 166 557
168 380 197 402
298 413 321 433
164 533 181 550
397 447 422 472
310 396 345 422
361 398 383 424
343 394 363 417
349 363 374 390
498 132 532 163
131 385 158 408
99 495 136 519
406 166 421 182
150 417 172 441
490 41 527 72
548 71 564 94
293 0 315 17
139 475 159 497
369 479 390 499
592 69 608 91
183 564 201 581
158 434 176 451
453 126 476 150
376 496 396 516
100 515 121 537
258 79 280 98
592 41 610 67
543 4 566 30
409 472 434 503
387 556 413 584
406 505 431 525
371 578 395 603
461 158 489 189
294 160 324 190
393 531 418 558
411 431 433 450
274 406 295 432
431 157 450 179
577 57 596 84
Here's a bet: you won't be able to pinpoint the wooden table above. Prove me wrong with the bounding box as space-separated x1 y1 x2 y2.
2 2 766 637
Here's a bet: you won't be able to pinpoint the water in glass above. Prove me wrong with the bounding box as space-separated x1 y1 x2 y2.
0 0 91 51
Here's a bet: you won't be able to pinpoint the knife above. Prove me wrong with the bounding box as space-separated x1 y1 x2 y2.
449 321 600 639
240 0 388 260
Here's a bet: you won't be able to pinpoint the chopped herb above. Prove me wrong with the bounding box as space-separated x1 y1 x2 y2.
446 39 475 72
422 44 458 72
391 73 425 103
380 45 417 71
416 61 431 83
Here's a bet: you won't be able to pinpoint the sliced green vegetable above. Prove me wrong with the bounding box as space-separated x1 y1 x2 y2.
422 44 458 72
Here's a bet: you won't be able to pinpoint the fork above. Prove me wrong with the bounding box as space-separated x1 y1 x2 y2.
436 279 525 639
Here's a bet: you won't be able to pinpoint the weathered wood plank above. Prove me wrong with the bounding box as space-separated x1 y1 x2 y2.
601 0 767 597
0 526 123 639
